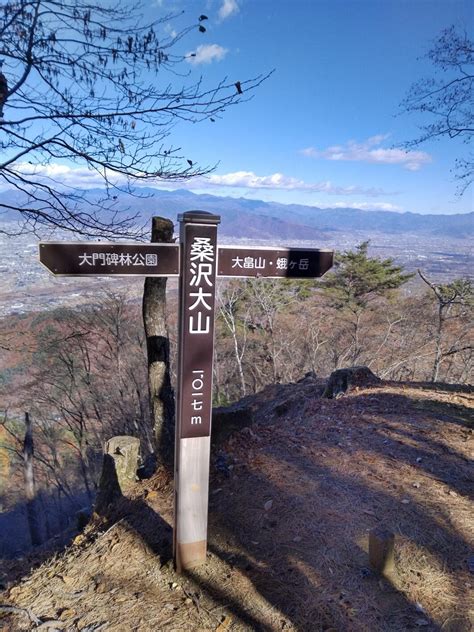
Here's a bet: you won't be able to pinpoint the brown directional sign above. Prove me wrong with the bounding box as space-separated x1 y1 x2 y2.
39 242 180 276
176 212 220 440
217 246 333 278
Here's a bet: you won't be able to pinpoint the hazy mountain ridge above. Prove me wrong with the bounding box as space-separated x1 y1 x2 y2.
0 187 472 240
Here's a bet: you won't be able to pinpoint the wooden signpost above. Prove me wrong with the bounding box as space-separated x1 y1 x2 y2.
39 210 334 572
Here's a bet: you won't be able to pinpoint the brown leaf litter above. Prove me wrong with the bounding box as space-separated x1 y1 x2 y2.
1 378 473 631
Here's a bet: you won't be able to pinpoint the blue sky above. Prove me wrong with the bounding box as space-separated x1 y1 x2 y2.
146 0 473 215
4 0 471 216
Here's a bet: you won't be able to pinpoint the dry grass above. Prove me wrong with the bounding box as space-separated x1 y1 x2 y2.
1 380 473 631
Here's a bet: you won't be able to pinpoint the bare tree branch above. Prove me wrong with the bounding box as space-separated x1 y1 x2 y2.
0 1 272 237
400 26 473 194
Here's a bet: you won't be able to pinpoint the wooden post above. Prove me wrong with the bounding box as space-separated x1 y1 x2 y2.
95 435 140 514
369 527 396 579
174 211 220 572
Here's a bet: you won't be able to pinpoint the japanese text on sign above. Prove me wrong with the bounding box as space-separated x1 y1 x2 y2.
79 252 158 267
231 255 310 271
278 257 309 271
189 237 215 335
218 247 334 278
178 214 220 440
190 369 205 426
231 256 266 270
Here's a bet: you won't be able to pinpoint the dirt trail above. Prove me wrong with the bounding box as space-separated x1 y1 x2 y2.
1 380 473 631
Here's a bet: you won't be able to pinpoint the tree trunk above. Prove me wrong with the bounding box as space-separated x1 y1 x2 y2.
223 307 246 397
23 412 42 547
432 304 444 382
142 217 175 467
232 326 247 397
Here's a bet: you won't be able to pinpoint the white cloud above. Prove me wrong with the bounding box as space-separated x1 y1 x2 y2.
10 164 396 206
301 135 432 171
164 23 177 39
14 162 110 188
323 201 403 212
218 0 239 21
186 44 228 65
204 170 387 196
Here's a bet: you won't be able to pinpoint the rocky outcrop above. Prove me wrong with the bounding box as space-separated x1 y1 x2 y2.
323 366 381 399
212 401 254 445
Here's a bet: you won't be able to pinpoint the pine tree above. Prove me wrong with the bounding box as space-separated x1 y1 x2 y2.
320 241 413 314
318 242 413 367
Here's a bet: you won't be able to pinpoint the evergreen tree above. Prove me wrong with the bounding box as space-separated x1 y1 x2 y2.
318 242 413 366
320 241 413 314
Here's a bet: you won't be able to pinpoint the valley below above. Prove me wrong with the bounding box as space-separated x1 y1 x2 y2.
0 220 472 318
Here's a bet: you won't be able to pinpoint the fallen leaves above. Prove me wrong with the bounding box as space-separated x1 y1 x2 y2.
216 615 233 631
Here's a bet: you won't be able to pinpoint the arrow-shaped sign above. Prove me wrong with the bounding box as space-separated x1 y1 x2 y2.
39 242 180 276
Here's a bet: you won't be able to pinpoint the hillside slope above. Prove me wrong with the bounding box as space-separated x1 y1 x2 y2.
1 378 473 632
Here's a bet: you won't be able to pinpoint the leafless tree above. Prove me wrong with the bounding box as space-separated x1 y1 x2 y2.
418 271 473 382
401 26 473 193
217 280 250 398
0 0 270 237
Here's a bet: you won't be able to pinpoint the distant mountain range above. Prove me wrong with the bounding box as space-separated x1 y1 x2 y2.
0 187 472 240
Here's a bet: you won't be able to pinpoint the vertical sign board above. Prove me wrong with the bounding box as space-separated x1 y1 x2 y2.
174 211 220 572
